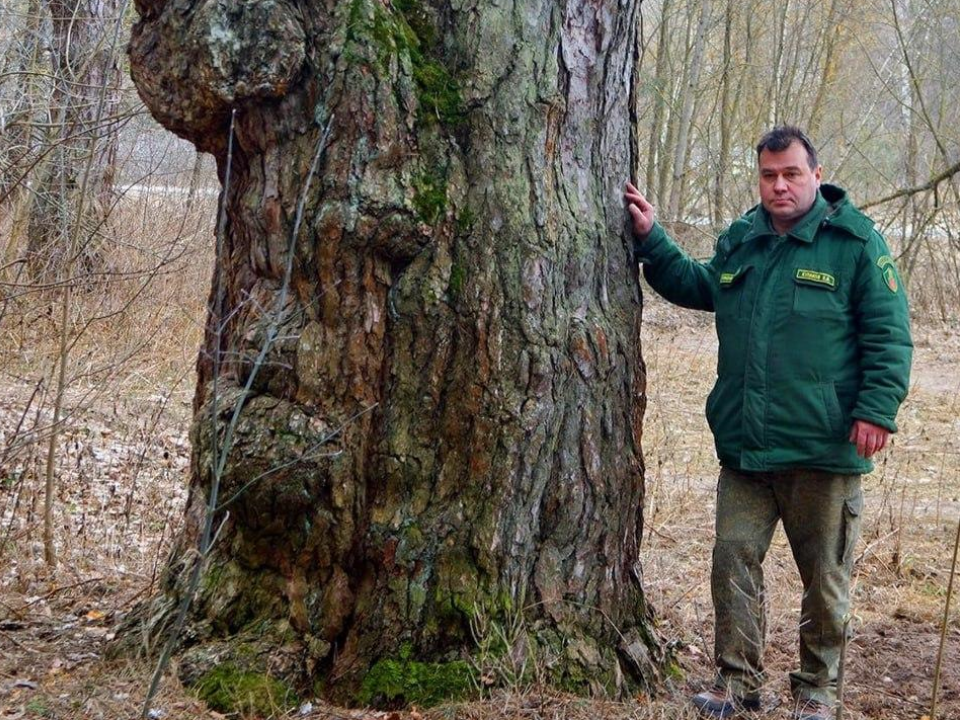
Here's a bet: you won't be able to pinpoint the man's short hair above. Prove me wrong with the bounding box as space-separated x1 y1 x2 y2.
756 126 818 169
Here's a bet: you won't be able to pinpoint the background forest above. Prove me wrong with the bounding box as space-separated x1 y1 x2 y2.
0 0 959 718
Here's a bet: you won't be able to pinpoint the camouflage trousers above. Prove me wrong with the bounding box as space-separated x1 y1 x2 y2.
712 467 862 705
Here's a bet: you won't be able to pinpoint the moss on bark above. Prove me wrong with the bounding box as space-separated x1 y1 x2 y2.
358 645 475 707
194 664 299 716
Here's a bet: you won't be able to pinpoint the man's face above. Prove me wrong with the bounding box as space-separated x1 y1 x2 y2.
757 141 822 233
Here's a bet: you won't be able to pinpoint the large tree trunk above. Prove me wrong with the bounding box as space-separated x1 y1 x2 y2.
126 0 659 705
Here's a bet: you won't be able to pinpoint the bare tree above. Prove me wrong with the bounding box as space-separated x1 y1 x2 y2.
26 0 124 281
0 0 50 270
712 0 736 228
644 0 674 202
667 0 711 219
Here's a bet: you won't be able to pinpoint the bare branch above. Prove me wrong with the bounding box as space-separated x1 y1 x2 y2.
861 160 960 210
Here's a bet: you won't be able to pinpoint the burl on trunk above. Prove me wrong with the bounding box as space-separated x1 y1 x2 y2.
125 0 660 706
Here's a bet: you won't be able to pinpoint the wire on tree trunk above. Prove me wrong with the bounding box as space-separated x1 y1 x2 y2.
139 108 237 719
139 110 335 718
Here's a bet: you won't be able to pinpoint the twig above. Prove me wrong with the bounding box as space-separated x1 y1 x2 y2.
138 110 335 718
139 108 238 719
836 614 849 720
665 580 703 611
22 576 106 605
861 160 960 210
206 115 335 503
40 0 136 569
929 511 960 720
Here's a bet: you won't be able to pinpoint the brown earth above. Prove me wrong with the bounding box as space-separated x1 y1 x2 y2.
0 287 958 719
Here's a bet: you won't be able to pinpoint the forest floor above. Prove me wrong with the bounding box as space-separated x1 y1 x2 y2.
1 292 959 720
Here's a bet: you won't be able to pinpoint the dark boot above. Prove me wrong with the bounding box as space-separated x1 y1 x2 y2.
691 686 761 718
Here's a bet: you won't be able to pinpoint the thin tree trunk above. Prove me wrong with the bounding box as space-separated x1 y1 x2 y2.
667 0 710 220
123 0 660 705
26 0 123 281
1 0 49 268
657 6 690 213
672 75 708 219
713 0 734 228
768 0 789 126
740 4 759 145
42 198 71 568
778 0 815 122
890 0 960 212
806 0 844 138
645 0 673 200
0 0 47 191
900 1 922 282
40 0 129 568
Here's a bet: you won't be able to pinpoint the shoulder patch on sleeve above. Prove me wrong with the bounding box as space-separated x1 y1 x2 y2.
877 256 900 293
882 266 899 293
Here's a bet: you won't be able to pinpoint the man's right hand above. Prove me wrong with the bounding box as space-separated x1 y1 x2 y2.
624 181 656 240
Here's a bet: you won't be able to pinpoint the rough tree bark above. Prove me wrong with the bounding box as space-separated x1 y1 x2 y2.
125 0 659 706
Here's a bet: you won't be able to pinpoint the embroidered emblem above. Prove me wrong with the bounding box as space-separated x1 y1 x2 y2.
719 267 745 286
795 268 836 289
883 265 898 293
877 255 899 293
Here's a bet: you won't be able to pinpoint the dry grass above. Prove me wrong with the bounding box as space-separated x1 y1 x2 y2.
1 203 959 719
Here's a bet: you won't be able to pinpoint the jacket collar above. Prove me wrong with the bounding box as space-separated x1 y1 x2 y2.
742 191 829 245
819 183 875 240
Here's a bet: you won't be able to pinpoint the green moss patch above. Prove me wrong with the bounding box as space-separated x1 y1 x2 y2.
194 664 298 717
345 0 464 125
359 646 475 707
455 207 476 235
665 660 685 681
412 59 464 125
394 0 437 53
448 263 467 299
412 171 448 224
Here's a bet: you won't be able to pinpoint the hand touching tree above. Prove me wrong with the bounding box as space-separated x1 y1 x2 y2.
624 181 656 240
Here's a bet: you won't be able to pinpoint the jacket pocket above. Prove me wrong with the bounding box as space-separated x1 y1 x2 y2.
820 382 845 438
717 265 753 318
706 380 721 426
766 380 840 452
705 376 730 437
792 268 843 317
839 489 863 566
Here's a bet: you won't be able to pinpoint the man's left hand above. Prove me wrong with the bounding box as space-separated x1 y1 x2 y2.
848 420 890 458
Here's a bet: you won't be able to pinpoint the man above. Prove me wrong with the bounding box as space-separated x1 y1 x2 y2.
624 126 912 720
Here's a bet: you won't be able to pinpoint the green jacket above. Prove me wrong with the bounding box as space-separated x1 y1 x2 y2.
636 184 912 473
